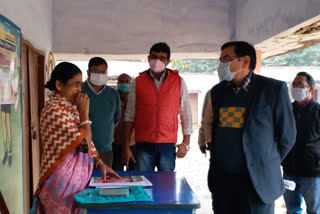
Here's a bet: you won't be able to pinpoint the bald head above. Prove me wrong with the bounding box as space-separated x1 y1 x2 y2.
118 73 132 84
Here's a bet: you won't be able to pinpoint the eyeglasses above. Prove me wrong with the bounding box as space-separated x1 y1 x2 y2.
91 70 108 74
66 81 83 88
291 82 309 88
218 56 241 63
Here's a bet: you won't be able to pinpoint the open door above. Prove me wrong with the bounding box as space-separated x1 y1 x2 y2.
21 39 45 213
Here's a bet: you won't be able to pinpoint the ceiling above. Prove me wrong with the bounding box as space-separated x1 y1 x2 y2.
53 0 320 60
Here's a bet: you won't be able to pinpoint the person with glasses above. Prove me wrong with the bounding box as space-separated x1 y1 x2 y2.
122 42 193 172
282 72 320 214
81 57 121 166
200 41 296 214
32 62 119 213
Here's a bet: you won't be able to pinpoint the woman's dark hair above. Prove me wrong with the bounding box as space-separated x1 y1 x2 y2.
297 71 315 86
149 42 171 59
221 41 256 71
45 62 82 91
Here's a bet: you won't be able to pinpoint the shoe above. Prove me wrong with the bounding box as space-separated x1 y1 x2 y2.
2 151 8 165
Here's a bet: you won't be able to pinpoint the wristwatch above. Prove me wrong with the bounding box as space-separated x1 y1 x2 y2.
182 143 190 151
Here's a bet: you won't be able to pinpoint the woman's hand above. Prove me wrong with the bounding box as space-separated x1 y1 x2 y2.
97 161 121 180
74 93 90 121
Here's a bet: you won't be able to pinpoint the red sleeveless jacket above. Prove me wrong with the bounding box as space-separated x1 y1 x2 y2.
135 69 181 143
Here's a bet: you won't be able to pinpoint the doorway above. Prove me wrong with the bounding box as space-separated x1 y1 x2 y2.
189 93 198 124
21 39 45 213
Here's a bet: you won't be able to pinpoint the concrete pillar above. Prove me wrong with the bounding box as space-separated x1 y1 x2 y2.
254 50 262 74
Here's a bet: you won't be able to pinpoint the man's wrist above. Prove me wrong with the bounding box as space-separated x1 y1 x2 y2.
122 142 130 150
181 143 190 151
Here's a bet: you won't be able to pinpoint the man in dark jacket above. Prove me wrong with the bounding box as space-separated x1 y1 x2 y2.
204 41 296 214
282 72 320 214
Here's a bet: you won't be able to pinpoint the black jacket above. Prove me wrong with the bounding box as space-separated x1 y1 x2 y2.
282 99 320 177
208 73 296 203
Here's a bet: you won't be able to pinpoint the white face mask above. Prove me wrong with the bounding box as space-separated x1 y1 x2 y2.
291 87 307 102
217 58 242 82
89 73 108 86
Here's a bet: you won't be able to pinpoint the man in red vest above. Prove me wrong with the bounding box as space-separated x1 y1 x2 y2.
122 42 193 171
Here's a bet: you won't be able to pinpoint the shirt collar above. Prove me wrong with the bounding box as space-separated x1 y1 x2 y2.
227 71 253 93
148 69 167 82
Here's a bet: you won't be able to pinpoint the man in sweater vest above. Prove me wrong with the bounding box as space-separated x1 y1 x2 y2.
282 72 320 214
122 42 193 171
201 41 296 214
82 57 121 166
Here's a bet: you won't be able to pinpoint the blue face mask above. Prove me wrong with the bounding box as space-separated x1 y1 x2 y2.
117 83 130 93
217 58 242 82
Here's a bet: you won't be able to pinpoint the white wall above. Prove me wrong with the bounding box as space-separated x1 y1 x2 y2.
261 67 320 103
260 66 320 83
181 73 217 123
0 0 53 54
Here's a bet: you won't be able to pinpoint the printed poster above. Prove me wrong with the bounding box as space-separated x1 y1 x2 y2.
0 13 23 214
0 16 19 104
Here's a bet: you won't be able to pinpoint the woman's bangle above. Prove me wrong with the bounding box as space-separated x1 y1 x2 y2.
79 120 92 127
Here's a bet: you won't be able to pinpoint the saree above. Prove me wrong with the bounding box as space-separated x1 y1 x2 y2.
33 92 99 213
36 150 93 214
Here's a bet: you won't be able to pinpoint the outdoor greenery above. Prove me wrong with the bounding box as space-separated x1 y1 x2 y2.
171 59 219 73
171 43 320 73
262 43 320 67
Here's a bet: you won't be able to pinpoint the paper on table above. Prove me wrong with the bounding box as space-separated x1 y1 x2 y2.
89 175 152 188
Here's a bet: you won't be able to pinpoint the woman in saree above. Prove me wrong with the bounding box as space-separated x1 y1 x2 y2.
33 62 120 213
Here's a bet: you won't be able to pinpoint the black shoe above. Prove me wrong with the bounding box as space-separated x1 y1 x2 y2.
2 151 8 165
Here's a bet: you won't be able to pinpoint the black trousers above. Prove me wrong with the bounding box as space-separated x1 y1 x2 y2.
112 144 136 171
209 169 274 214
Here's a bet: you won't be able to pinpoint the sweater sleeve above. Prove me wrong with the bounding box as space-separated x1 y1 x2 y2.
198 90 213 147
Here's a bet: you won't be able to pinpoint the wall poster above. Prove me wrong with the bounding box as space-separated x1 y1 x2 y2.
0 13 23 214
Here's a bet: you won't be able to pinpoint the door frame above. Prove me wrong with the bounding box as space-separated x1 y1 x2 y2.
21 38 45 213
